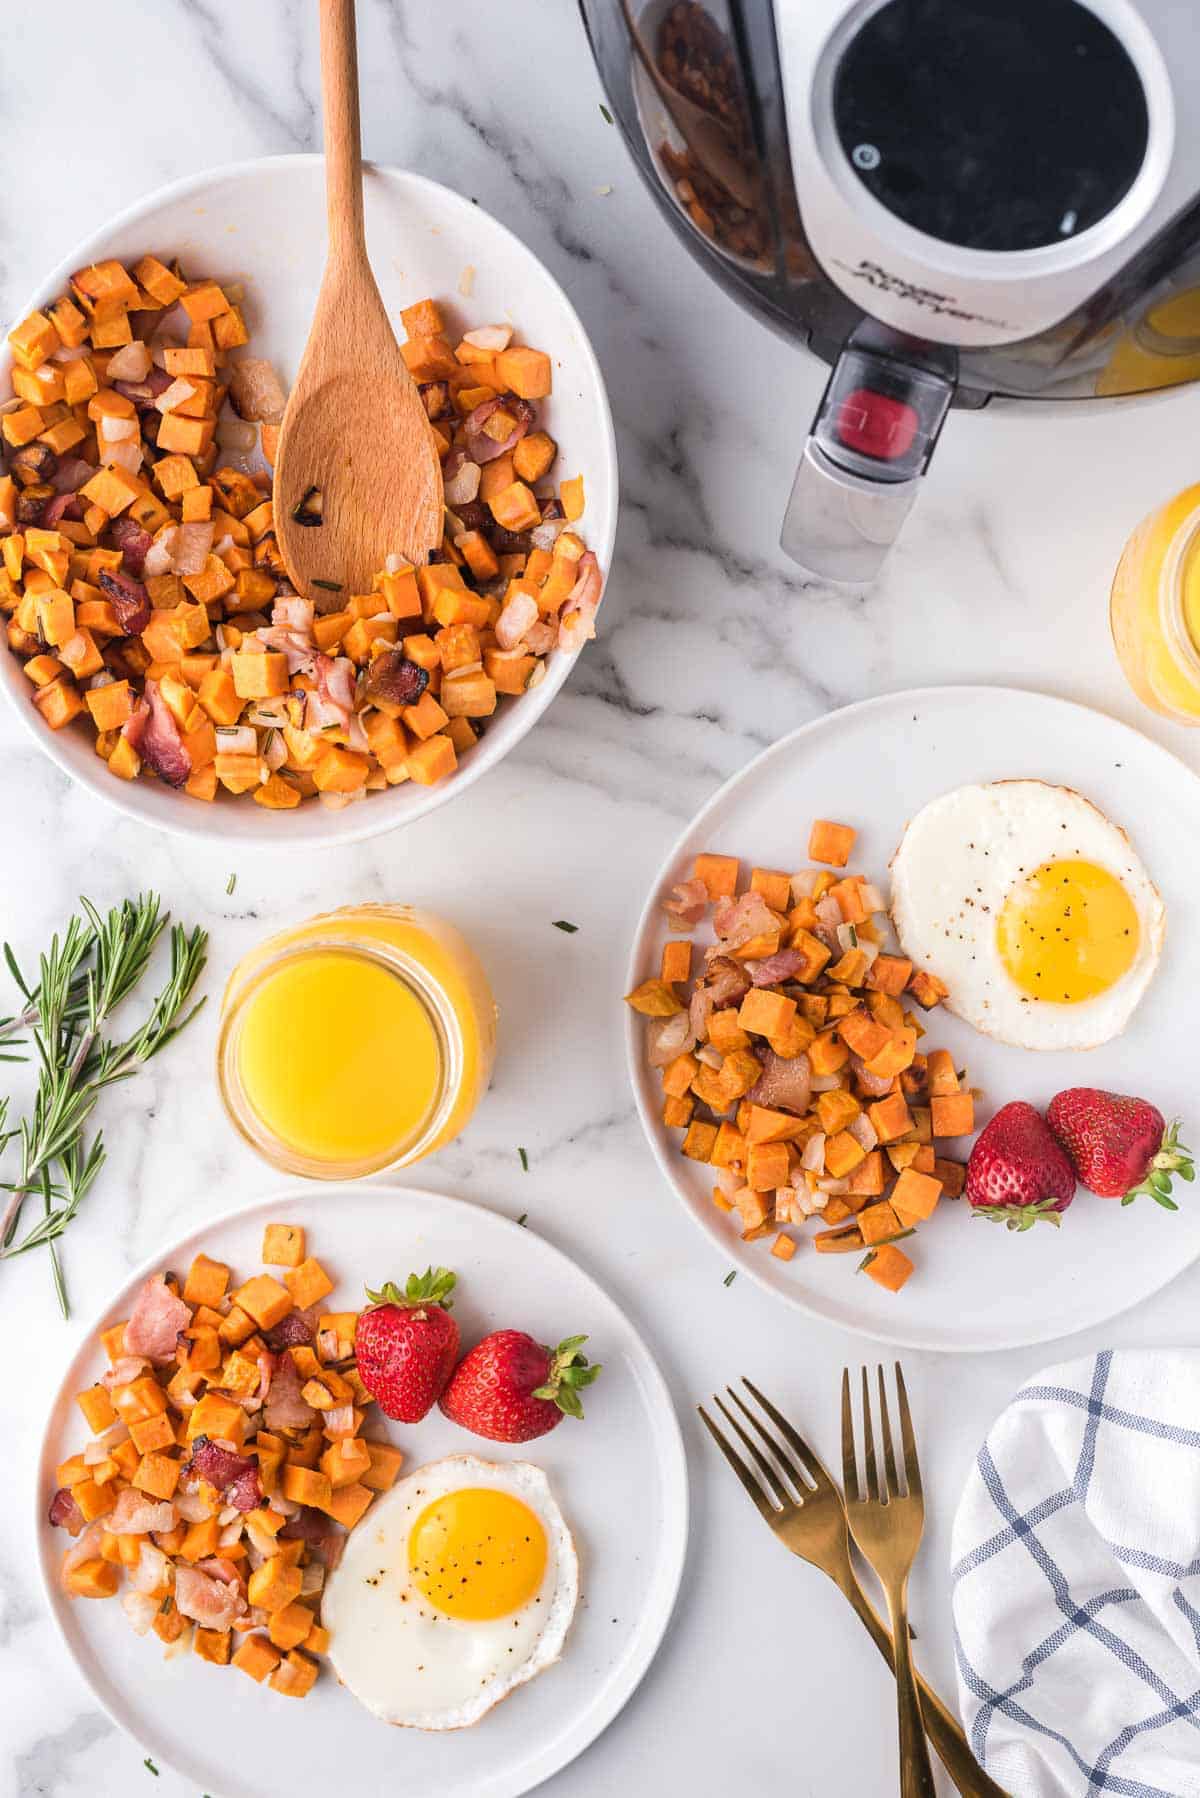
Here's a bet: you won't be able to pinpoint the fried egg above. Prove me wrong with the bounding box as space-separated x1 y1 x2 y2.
322 1455 578 1729
890 781 1164 1050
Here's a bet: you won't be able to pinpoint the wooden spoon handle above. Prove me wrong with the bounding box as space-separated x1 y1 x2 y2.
319 0 366 261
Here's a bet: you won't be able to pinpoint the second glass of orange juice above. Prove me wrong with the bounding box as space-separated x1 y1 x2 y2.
218 906 496 1179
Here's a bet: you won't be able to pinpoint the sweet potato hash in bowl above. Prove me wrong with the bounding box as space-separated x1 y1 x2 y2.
0 156 617 844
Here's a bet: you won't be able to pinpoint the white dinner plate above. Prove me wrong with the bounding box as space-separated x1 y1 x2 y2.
36 1186 687 1798
625 685 1200 1353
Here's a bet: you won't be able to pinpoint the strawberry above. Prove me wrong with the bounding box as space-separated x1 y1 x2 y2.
1047 1088 1193 1208
439 1330 601 1443
966 1101 1076 1231
356 1267 460 1422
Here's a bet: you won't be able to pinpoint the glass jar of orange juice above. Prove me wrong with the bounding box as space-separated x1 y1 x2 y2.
1111 483 1200 722
217 905 496 1179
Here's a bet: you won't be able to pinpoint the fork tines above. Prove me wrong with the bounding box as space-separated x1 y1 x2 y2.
698 1377 829 1516
841 1362 922 1506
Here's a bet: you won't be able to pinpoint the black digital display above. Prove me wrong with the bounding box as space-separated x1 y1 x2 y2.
833 0 1150 252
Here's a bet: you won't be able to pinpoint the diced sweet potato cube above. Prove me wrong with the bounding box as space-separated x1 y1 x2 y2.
262 1223 306 1267
931 1092 975 1138
868 954 913 996
248 1557 305 1616
847 1150 886 1197
868 1092 914 1145
235 1273 293 1330
401 298 445 339
891 1166 943 1226
838 1008 892 1063
746 1141 790 1191
65 1558 120 1599
857 1199 901 1246
745 1105 805 1145
324 1481 373 1529
681 1120 719 1162
268 1601 316 1651
495 345 552 398
269 1648 320 1698
662 1052 699 1100
560 474 585 521
707 1008 749 1052
830 877 868 925
737 988 796 1039
907 969 949 1009
133 1451 180 1500
232 1634 282 1682
624 978 684 1019
76 1383 118 1433
194 1627 232 1665
692 852 739 900
182 1251 229 1308
770 1232 797 1261
863 1026 919 1079
815 1089 860 1135
788 927 832 984
934 1156 967 1198
129 1412 175 1454
863 1243 914 1293
285 1256 334 1310
660 939 691 985
808 819 856 867
187 1391 247 1446
361 1440 404 1492
825 1131 866 1179
710 1123 747 1168
808 1030 848 1077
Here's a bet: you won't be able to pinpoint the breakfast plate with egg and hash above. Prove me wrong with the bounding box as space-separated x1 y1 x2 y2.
37 1185 687 1798
626 686 1200 1354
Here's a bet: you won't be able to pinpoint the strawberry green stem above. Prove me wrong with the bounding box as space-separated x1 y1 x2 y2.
531 1334 603 1420
1121 1122 1193 1211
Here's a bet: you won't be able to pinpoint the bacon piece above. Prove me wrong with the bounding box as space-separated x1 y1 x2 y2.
256 625 315 676
48 1486 84 1534
280 1505 345 1565
197 1556 244 1586
110 1488 175 1535
123 1271 192 1360
174 1563 243 1631
227 1466 263 1512
307 653 356 732
689 984 714 1044
41 493 84 529
264 1350 317 1430
51 456 95 495
109 515 153 576
464 394 534 465
745 949 807 986
748 1049 812 1115
713 890 777 950
813 894 844 951
363 649 428 711
264 1306 318 1351
557 552 603 653
185 1437 255 1491
98 566 150 636
664 876 708 929
122 681 191 787
702 956 751 1007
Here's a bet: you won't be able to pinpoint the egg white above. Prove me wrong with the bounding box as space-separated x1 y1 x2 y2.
890 780 1165 1051
322 1454 578 1730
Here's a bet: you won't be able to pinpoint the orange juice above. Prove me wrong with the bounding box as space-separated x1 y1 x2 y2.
1111 483 1200 723
218 906 496 1178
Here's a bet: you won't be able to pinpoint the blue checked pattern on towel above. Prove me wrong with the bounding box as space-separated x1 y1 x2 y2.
951 1352 1200 1798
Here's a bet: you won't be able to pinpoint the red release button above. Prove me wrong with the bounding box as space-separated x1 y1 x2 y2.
834 387 920 461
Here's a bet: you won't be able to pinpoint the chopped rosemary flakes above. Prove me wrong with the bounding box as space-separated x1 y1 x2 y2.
225 872 237 896
144 1760 159 1777
552 920 579 934
600 102 614 123
312 578 343 592
518 1147 529 1171
517 1213 528 1227
723 1270 737 1287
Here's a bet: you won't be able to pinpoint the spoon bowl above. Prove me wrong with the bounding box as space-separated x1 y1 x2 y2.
275 0 442 599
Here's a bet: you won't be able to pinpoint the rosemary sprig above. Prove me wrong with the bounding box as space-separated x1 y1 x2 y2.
0 895 208 1315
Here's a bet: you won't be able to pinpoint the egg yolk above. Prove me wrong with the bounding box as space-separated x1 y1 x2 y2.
408 1488 547 1621
996 859 1139 1003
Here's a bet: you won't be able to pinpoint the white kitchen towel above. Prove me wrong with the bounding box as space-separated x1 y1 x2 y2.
952 1351 1200 1798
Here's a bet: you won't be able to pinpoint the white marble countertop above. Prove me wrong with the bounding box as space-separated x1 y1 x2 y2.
6 4 1200 1795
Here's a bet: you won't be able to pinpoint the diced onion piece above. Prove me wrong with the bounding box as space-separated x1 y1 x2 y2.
215 724 257 756
143 527 178 579
801 1132 826 1173
809 1073 844 1093
104 440 143 476
171 520 214 576
99 414 138 442
790 869 820 900
848 1113 878 1153
443 457 482 507
859 883 885 913
121 1590 159 1636
155 377 196 415
462 324 513 351
105 340 152 382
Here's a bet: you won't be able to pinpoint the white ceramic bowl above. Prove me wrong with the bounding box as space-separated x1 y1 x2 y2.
0 154 618 845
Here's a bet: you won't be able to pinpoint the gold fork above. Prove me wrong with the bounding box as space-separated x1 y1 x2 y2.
700 1379 1008 1798
842 1364 937 1798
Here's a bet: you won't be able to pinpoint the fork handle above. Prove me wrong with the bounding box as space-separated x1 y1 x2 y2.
887 1577 938 1798
837 1571 1010 1798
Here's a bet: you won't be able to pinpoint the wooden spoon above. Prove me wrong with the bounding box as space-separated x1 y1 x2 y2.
275 0 442 601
